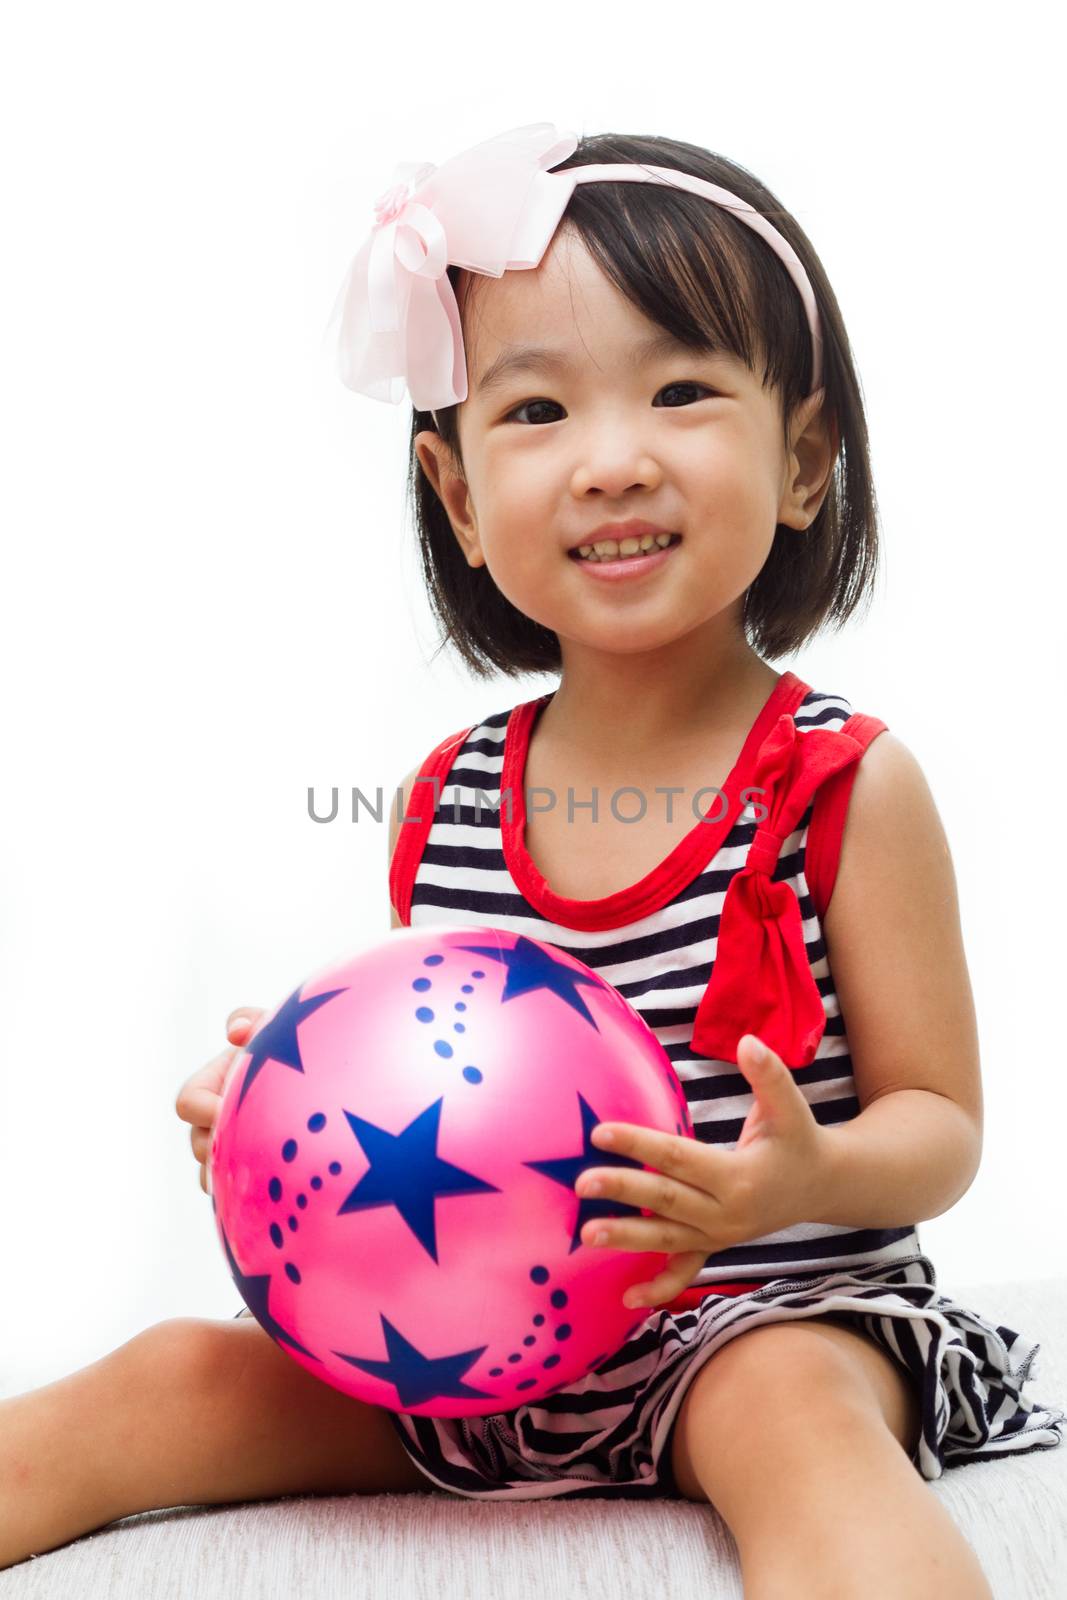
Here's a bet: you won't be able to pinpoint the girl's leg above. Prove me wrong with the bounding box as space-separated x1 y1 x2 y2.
715 1403 992 1599
669 1317 994 1600
1 1315 429 1570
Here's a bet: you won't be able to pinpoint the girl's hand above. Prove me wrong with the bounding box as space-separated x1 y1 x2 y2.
174 1008 265 1195
574 1033 835 1309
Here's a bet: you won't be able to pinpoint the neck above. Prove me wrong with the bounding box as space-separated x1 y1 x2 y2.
537 629 781 763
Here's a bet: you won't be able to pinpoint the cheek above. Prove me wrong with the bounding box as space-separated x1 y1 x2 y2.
478 534 550 607
692 446 781 541
478 484 556 578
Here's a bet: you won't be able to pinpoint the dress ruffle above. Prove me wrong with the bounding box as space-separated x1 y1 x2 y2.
369 1253 1067 1499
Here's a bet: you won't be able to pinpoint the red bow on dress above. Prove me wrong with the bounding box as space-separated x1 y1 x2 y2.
689 713 865 1069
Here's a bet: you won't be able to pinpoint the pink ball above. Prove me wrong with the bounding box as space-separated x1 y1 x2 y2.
210 924 694 1418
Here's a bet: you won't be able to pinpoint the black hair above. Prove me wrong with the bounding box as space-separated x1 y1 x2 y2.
405 130 880 680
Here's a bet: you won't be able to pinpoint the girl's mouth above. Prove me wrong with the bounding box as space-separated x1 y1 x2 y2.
568 533 682 581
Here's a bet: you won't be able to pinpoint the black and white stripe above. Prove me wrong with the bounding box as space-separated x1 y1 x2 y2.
384 1253 1065 1495
408 688 919 1284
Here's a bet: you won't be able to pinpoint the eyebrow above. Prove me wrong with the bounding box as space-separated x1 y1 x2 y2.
473 330 721 397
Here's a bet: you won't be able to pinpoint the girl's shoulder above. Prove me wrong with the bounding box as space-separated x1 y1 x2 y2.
783 678 893 922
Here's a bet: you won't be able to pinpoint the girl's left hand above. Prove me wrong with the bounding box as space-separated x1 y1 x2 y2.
574 1033 836 1309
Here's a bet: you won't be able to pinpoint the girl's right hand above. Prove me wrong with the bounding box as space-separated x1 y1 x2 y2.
175 1007 265 1195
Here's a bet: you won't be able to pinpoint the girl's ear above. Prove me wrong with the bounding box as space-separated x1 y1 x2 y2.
778 388 838 531
413 429 450 500
413 430 485 568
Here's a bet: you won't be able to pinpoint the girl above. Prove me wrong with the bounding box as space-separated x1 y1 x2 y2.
5 123 1064 1595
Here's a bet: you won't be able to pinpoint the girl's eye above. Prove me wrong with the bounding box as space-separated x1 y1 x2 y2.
658 381 715 407
506 397 563 425
504 382 716 426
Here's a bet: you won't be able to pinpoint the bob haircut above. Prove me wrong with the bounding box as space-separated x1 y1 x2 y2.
406 130 880 680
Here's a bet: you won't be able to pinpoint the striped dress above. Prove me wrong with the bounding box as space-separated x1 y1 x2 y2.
235 669 1066 1497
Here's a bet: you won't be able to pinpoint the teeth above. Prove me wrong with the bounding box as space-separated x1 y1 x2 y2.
576 533 676 562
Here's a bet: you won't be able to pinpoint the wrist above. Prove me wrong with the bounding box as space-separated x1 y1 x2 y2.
809 1123 844 1227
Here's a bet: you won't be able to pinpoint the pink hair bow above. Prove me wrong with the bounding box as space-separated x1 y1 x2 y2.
325 122 824 413
323 123 579 411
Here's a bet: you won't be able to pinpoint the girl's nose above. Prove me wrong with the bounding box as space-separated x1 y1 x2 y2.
571 449 663 499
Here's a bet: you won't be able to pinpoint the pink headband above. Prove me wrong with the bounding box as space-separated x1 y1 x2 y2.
324 121 824 418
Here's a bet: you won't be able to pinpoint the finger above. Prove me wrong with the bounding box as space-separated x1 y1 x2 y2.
577 1163 714 1233
581 1212 710 1258
179 1086 224 1128
180 1048 233 1093
226 1007 264 1043
174 1054 231 1123
591 1121 724 1193
625 1249 709 1309
190 1124 213 1163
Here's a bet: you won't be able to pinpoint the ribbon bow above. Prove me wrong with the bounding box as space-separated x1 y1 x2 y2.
323 123 579 411
689 714 865 1070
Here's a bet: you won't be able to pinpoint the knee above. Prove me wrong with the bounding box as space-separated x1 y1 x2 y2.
683 1321 879 1433
669 1321 887 1506
123 1318 243 1405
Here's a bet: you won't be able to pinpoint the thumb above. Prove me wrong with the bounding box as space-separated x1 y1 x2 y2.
735 1033 801 1110
737 1033 774 1072
739 1036 771 1075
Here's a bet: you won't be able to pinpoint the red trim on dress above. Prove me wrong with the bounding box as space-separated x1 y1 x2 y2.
804 713 889 923
663 1282 767 1309
389 683 890 1073
388 724 476 927
500 671 812 932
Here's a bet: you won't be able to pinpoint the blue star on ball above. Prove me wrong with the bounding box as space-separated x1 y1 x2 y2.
455 935 603 1028
236 985 348 1110
333 1313 495 1409
337 1097 500 1263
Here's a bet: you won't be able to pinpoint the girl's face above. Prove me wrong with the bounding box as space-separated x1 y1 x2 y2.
415 228 834 663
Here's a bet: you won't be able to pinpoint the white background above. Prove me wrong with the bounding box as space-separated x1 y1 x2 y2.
1 1 1063 1393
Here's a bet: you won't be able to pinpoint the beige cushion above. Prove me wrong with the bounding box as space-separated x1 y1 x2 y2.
4 1276 1064 1599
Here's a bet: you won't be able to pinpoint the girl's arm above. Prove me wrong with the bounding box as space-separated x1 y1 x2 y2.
814 732 984 1228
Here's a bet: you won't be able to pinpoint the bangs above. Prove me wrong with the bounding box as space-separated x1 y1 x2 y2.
556 176 814 419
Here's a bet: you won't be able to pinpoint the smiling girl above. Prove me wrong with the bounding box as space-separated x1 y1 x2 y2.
7 124 1063 1596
